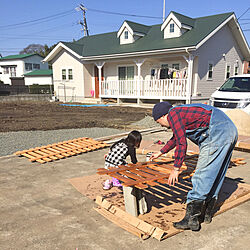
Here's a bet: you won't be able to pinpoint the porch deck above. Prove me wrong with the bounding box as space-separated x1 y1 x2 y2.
100 79 188 102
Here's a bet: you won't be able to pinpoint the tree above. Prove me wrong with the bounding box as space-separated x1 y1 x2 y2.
19 43 57 58
19 44 44 55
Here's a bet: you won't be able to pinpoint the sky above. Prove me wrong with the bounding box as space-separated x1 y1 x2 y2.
0 0 249 57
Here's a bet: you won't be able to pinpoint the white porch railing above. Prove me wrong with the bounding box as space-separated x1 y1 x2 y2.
100 79 188 100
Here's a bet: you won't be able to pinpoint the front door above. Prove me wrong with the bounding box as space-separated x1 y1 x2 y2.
94 66 104 98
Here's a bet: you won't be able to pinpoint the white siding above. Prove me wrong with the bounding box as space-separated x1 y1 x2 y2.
120 28 134 45
195 24 243 98
25 76 52 85
163 20 181 39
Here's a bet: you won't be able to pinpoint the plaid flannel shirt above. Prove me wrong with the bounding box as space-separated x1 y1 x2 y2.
160 106 211 168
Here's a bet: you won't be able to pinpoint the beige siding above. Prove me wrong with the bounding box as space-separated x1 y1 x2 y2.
51 50 85 102
195 24 243 99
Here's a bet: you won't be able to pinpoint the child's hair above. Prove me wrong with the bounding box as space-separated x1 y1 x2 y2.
125 130 142 148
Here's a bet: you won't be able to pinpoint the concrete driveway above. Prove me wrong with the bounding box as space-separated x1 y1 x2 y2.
0 131 250 250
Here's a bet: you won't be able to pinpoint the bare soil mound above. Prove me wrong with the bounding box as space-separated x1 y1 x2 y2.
0 101 152 132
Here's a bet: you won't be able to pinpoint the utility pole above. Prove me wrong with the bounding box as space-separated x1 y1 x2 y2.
76 4 89 37
163 0 166 22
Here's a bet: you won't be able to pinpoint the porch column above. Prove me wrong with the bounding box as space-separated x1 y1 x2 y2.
134 59 145 105
183 54 194 104
95 61 105 98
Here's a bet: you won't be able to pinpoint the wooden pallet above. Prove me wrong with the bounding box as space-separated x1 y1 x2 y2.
97 153 246 189
15 137 108 163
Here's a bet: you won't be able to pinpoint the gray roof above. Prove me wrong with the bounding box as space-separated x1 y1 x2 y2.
61 12 234 58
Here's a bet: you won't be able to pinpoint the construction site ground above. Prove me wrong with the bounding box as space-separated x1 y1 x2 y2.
0 101 250 249
0 101 152 132
0 130 249 250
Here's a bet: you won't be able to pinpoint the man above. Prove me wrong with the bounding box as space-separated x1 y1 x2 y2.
150 101 238 231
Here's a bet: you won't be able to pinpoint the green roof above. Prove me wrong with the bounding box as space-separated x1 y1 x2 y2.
61 12 234 58
24 69 52 76
171 11 195 27
0 53 42 61
125 20 151 34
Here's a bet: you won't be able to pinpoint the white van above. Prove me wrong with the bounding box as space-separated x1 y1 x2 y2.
209 74 250 111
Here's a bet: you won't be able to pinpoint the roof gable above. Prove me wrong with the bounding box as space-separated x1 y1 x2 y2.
117 20 151 45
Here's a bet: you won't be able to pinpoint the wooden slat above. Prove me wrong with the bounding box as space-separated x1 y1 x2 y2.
15 138 107 163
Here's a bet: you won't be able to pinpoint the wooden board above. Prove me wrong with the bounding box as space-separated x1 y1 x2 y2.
15 137 108 163
97 153 245 189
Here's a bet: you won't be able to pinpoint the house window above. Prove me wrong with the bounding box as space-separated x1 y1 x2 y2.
3 67 9 74
234 65 239 75
10 67 16 77
226 65 231 79
170 23 174 33
207 63 214 80
68 69 73 80
25 63 32 71
62 69 66 80
118 66 134 80
33 64 40 69
172 64 179 70
160 64 169 79
124 31 128 39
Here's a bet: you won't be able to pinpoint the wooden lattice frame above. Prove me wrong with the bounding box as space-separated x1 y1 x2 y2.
15 137 108 163
97 153 246 189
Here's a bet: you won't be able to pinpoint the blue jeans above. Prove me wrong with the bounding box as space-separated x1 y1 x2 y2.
184 105 238 203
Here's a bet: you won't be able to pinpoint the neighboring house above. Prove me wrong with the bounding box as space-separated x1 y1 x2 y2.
44 11 250 104
0 54 48 85
24 69 53 86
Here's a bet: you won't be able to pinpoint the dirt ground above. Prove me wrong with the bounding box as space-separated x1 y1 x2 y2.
0 101 152 132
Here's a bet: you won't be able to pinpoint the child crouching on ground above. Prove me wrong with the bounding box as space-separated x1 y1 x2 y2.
103 130 142 190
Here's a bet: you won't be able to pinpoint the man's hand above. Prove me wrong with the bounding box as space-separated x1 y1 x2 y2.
149 151 162 161
168 168 180 186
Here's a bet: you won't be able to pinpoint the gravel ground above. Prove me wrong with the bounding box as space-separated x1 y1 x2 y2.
0 116 159 157
0 128 125 157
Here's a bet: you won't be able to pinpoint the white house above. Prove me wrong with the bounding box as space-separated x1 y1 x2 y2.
44 11 250 104
0 54 48 85
24 69 53 86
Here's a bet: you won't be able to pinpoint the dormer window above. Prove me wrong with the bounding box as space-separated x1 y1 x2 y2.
124 31 128 39
117 21 149 45
161 12 194 39
170 23 174 33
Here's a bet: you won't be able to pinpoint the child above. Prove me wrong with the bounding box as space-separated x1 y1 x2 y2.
103 130 142 190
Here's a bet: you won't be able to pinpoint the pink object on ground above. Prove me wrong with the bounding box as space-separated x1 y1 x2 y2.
112 177 122 187
103 179 112 190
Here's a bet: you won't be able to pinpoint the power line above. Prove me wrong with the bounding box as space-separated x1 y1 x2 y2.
87 7 161 19
237 7 250 20
0 9 75 30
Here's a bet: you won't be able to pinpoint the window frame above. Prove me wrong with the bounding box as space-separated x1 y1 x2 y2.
118 65 135 80
207 62 214 80
25 63 32 71
234 64 239 76
124 31 129 40
33 64 40 70
170 23 174 33
62 69 67 80
68 69 73 80
225 64 231 80
3 67 9 74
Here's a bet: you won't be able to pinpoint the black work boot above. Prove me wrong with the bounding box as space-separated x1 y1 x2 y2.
204 197 217 224
173 200 204 231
